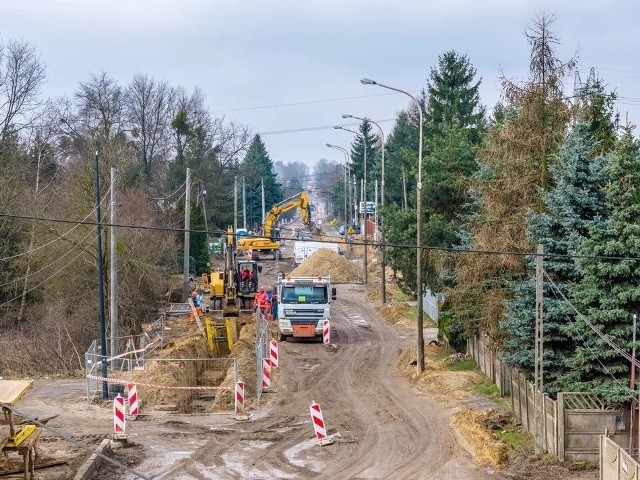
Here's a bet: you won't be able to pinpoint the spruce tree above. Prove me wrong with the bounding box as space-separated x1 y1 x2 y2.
349 119 379 208
501 124 610 395
241 135 283 230
426 50 486 145
563 128 640 403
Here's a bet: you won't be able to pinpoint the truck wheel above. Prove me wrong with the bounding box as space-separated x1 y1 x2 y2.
278 331 285 342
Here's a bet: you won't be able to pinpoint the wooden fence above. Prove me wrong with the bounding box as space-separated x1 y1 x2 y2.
468 334 629 462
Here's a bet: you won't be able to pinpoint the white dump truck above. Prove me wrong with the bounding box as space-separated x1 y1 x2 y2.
276 276 336 342
293 241 343 264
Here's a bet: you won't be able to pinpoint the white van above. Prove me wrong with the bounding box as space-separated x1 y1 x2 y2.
294 241 342 264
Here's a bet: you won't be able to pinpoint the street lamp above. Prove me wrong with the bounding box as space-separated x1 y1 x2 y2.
326 143 350 224
335 125 368 284
342 114 387 304
361 77 425 373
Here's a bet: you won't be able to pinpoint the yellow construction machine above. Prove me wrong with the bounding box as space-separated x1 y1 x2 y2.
238 191 310 259
210 226 262 312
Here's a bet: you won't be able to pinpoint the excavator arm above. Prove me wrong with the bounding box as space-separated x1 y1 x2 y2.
264 191 309 240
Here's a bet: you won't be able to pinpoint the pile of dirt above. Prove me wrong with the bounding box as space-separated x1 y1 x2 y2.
453 409 511 468
377 302 413 325
289 248 360 283
211 316 258 411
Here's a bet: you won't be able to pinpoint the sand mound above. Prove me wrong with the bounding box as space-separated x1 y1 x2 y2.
453 409 511 468
289 248 360 283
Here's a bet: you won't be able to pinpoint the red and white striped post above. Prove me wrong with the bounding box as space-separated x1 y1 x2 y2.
309 401 333 445
127 383 139 418
262 358 271 390
269 340 279 368
113 394 126 436
235 380 245 415
323 319 331 345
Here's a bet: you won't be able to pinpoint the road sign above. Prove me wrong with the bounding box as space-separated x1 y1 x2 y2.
359 201 376 214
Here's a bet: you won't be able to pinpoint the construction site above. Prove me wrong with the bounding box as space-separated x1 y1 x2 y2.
0 196 602 480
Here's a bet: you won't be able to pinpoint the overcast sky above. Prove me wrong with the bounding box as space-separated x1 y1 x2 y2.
1 0 639 168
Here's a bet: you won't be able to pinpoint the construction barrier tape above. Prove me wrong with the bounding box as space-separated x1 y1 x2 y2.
86 375 232 391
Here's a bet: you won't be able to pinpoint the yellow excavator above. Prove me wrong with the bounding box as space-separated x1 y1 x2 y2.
238 191 310 259
210 226 262 313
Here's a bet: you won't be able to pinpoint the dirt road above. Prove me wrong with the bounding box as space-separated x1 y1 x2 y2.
11 282 501 480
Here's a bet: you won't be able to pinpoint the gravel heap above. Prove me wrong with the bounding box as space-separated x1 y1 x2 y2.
289 248 360 283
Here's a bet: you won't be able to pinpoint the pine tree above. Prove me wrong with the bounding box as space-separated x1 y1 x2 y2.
426 50 486 145
501 124 610 395
383 110 418 209
562 128 640 403
241 135 283 230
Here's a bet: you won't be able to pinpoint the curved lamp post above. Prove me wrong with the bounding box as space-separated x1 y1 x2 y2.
361 77 424 373
342 114 386 304
334 125 368 284
326 143 350 224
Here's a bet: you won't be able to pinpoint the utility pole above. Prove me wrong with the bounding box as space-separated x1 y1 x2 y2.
261 177 265 232
198 180 208 234
630 313 637 455
363 137 368 285
534 244 544 393
242 175 247 230
344 165 347 222
110 167 118 372
374 179 378 242
94 151 108 399
182 168 191 301
233 175 238 235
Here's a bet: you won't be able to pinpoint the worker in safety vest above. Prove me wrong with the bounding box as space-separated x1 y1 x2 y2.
190 289 204 321
253 286 266 312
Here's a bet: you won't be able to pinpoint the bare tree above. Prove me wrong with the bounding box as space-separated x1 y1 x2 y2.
127 74 171 180
0 39 46 143
73 72 126 146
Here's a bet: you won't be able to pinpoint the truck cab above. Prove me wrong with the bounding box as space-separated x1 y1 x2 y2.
276 276 336 342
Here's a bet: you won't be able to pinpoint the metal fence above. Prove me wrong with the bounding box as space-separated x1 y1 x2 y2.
422 287 439 322
85 315 166 403
255 310 271 401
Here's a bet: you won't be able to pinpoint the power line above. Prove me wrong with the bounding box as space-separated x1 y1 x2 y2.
214 91 420 113
0 188 110 262
544 270 638 402
3 211 640 263
259 119 394 136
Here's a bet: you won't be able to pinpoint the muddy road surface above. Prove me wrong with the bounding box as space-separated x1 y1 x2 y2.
127 283 499 480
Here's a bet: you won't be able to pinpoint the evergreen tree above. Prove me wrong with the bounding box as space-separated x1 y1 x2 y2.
562 128 640 403
384 110 418 209
501 124 610 395
349 119 379 209
241 135 283 230
426 50 486 145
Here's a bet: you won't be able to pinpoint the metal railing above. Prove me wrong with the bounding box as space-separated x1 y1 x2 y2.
255 310 271 401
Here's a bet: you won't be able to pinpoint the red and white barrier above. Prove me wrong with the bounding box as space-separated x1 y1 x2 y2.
127 383 139 417
235 380 245 415
269 340 279 368
310 401 329 444
113 394 126 435
323 319 330 345
262 358 271 390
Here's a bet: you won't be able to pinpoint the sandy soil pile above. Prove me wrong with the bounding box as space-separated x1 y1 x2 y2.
377 302 413 325
133 332 210 412
211 316 258 411
289 248 360 283
453 409 511 468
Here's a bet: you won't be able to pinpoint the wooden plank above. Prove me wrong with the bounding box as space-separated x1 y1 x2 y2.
0 381 32 406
